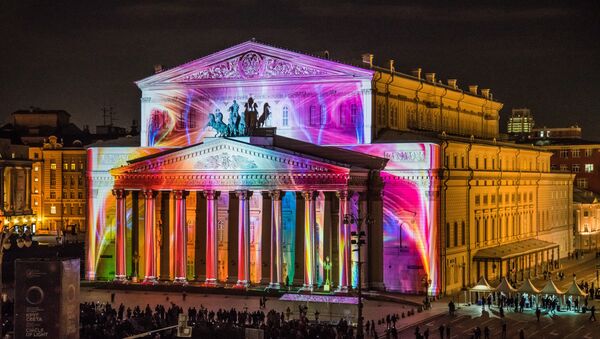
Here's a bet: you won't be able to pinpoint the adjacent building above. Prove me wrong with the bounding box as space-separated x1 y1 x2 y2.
0 139 35 229
573 188 600 253
507 108 535 138
29 136 86 236
542 141 600 194
85 40 574 296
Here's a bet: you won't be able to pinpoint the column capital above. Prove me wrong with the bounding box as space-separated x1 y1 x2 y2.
301 190 317 201
236 190 253 200
269 190 283 201
173 190 189 200
203 190 220 200
142 189 157 199
336 190 349 200
112 188 129 199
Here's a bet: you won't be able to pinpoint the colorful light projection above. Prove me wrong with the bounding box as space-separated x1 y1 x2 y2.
140 82 368 147
345 143 440 294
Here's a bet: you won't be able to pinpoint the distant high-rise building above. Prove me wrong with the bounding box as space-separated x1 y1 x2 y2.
507 108 535 136
532 125 582 140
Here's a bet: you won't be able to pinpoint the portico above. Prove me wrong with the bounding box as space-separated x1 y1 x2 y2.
107 136 386 291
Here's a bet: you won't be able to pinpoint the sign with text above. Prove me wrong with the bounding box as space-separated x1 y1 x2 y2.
14 258 80 339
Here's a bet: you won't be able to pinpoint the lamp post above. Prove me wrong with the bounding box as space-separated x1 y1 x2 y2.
344 213 370 339
0 222 34 334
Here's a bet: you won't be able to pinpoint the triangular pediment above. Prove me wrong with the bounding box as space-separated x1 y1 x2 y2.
112 137 351 175
136 40 373 87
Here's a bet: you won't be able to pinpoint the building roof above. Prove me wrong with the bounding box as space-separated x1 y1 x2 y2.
517 279 541 294
540 279 564 295
11 109 71 117
533 138 600 146
573 187 600 204
86 135 141 148
473 239 558 261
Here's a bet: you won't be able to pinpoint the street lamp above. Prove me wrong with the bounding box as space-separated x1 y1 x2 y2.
343 213 370 339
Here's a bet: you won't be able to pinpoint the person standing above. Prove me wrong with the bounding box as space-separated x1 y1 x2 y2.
535 307 541 322
519 329 525 339
446 325 451 339
590 305 596 322
438 324 445 339
501 321 507 339
484 326 490 339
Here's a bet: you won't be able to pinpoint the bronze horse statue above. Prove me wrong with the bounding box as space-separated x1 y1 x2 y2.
257 102 271 128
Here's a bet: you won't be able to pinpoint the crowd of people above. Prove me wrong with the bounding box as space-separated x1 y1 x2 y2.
79 301 362 338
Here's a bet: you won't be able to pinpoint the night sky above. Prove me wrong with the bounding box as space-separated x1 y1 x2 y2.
1 1 598 137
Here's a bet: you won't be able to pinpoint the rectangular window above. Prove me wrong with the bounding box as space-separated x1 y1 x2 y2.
560 150 569 158
176 111 185 129
585 164 594 173
560 164 569 172
577 178 588 189
339 105 346 126
34 153 39 159
572 149 580 158
79 207 83 215
71 163 76 170
475 158 479 169
50 206 56 214
34 166 39 172
78 192 83 199
320 106 326 125
475 195 480 205
63 163 69 170
282 106 289 127
350 104 357 124
572 164 580 173
453 156 457 168
50 162 56 170
584 211 590 217
309 106 319 126
585 149 593 157
186 109 195 128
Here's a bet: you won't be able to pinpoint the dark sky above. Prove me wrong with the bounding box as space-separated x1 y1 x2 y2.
1 1 599 136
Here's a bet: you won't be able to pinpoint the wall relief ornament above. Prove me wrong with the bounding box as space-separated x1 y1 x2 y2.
194 153 258 170
179 52 329 81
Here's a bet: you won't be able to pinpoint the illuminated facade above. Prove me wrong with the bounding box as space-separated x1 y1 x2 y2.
0 139 35 229
573 188 600 252
30 136 86 235
86 41 572 295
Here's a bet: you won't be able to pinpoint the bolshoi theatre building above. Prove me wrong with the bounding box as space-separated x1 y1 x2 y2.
86 40 574 295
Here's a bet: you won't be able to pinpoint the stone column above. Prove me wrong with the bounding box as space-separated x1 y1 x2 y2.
294 192 305 286
337 190 350 292
25 167 32 212
194 192 207 281
269 190 283 289
323 192 334 290
227 192 239 284
204 190 219 285
236 190 252 287
261 192 272 285
4 167 12 211
113 189 128 282
159 192 171 281
173 190 188 283
131 191 140 280
143 190 158 283
302 191 317 290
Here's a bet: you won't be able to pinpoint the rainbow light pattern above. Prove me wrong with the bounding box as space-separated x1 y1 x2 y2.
140 82 370 147
345 143 440 294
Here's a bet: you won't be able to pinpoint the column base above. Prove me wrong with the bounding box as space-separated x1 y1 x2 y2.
335 286 349 294
113 275 128 283
267 282 280 290
204 278 218 286
300 284 314 292
174 277 188 285
235 280 249 288
142 276 158 285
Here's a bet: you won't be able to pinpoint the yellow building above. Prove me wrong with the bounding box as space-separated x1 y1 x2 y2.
364 59 574 294
29 136 86 236
573 188 600 253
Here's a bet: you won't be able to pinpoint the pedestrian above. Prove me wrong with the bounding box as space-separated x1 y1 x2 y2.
414 325 421 339
484 326 490 339
499 305 504 318
519 329 525 339
424 328 429 339
535 307 541 322
590 305 596 322
501 321 507 339
446 325 451 339
439 324 445 339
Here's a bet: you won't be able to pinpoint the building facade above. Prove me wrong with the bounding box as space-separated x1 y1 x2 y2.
30 136 86 236
543 143 600 194
86 41 573 295
0 139 35 228
507 108 534 137
573 188 600 253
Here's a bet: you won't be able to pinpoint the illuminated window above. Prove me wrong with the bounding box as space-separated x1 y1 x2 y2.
34 200 38 206
320 106 326 125
282 106 289 127
50 206 56 214
34 166 39 171
572 164 580 173
80 163 84 170
71 163 76 170
572 149 580 158
350 104 357 124
585 164 594 173
585 149 593 157
63 163 69 170
50 162 56 170
34 177 38 182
